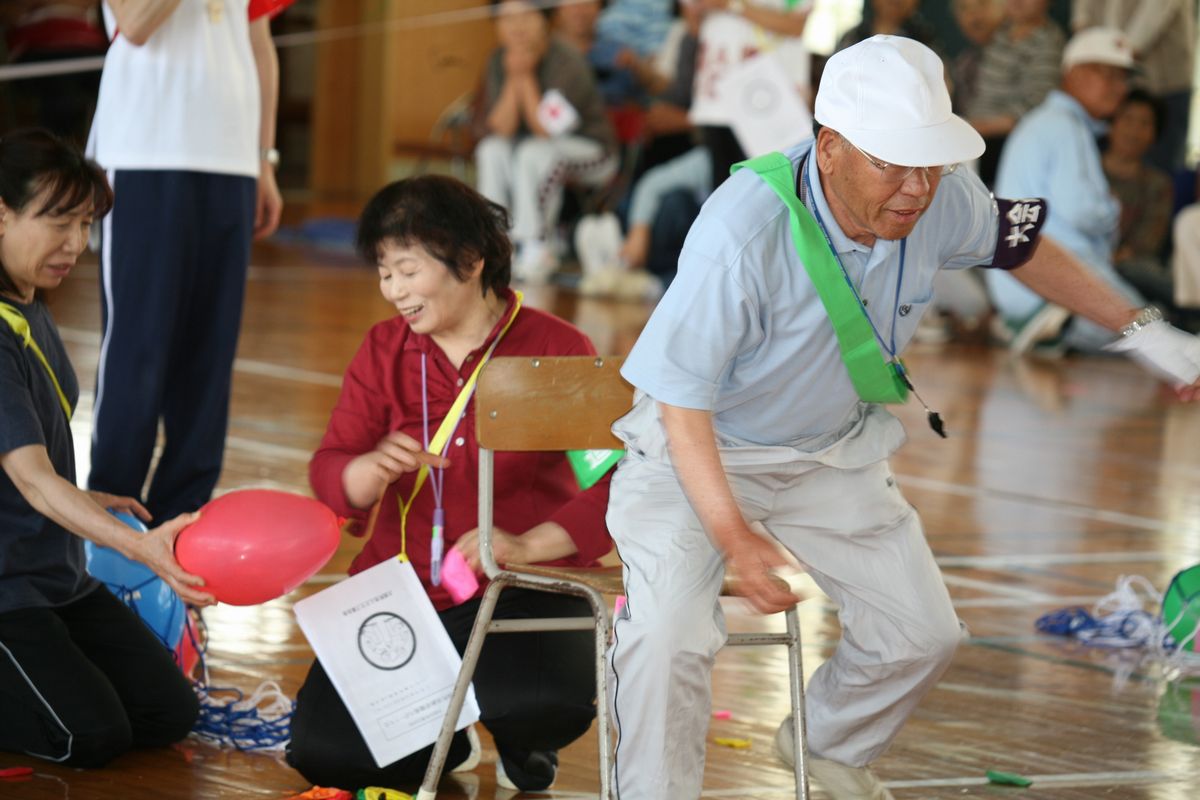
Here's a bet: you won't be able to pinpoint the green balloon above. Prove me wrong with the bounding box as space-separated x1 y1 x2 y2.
1162 564 1200 652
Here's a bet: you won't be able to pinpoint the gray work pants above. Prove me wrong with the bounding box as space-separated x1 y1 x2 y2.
605 399 963 799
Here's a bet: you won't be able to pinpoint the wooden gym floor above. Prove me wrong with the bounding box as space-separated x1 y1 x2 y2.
2 240 1199 799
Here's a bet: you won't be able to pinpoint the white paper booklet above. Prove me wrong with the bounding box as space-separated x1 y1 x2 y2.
721 52 814 158
294 557 480 767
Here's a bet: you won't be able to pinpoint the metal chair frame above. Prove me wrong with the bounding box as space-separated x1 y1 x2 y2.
416 356 809 799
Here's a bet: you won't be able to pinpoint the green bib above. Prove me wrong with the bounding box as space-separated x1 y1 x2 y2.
732 153 909 405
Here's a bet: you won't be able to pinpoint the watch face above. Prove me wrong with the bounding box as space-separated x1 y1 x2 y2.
357 612 417 670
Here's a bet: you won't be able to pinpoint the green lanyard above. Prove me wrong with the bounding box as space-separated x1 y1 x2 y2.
731 152 909 405
0 301 73 420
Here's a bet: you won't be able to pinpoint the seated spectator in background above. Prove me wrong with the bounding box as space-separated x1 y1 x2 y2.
575 2 710 300
588 0 676 106
475 0 617 283
1103 89 1175 306
690 0 811 184
1073 0 1195 172
836 0 937 53
967 0 1064 187
986 27 1144 353
949 0 1004 114
616 1 705 177
554 0 603 57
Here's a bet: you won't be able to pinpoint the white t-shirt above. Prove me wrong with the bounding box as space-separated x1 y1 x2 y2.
689 0 812 127
88 0 261 178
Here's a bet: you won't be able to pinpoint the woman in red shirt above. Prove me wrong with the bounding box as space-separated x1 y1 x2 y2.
286 175 612 793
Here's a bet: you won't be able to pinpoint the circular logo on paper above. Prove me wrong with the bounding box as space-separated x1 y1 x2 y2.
744 78 779 116
357 612 417 670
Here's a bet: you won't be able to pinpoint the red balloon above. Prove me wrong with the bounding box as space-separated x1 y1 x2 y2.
175 489 341 606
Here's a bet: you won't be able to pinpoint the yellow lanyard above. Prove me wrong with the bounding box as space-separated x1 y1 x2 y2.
0 301 73 420
394 291 523 562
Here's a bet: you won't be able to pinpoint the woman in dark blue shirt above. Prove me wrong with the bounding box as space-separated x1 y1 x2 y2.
0 129 212 767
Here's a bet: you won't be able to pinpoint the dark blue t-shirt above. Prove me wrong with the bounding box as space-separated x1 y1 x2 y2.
0 297 97 612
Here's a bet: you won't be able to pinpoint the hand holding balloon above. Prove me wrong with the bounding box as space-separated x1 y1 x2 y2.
174 490 341 606
129 512 216 607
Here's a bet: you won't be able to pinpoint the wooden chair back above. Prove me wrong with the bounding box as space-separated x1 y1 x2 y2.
475 356 632 451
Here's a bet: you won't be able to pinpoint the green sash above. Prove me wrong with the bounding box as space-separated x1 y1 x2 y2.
731 153 909 405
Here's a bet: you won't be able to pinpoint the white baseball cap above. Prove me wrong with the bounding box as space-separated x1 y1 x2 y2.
1062 27 1136 70
814 35 984 168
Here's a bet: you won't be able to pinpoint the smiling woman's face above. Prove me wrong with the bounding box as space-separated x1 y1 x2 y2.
0 187 94 302
375 239 486 338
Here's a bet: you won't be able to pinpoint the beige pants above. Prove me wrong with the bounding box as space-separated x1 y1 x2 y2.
605 399 962 800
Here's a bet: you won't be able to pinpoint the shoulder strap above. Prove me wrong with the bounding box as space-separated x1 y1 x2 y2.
731 153 908 405
0 301 73 420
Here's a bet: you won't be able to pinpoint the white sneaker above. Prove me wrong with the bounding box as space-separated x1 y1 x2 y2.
807 756 894 800
613 270 663 302
775 717 893 800
1009 303 1071 355
574 212 623 277
450 724 481 773
513 239 558 284
495 756 517 791
494 748 557 792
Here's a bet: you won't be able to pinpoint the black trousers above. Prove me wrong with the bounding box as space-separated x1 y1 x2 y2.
89 169 256 521
0 585 199 767
286 589 597 789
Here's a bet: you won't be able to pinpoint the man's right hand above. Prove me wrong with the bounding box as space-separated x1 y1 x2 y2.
719 525 800 614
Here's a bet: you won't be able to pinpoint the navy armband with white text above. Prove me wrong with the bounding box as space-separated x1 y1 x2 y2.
988 197 1048 270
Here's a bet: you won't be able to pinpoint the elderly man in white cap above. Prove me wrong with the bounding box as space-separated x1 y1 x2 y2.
987 27 1144 353
604 34 1200 800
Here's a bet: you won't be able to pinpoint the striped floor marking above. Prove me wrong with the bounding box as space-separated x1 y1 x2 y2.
522 767 1195 798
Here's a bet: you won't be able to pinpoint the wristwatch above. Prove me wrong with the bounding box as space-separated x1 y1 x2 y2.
261 147 281 168
1119 306 1163 337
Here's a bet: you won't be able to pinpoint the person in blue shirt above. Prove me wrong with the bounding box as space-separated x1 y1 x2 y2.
605 36 1200 800
987 27 1145 353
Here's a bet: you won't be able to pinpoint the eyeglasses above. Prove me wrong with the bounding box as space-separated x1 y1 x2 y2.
845 139 958 183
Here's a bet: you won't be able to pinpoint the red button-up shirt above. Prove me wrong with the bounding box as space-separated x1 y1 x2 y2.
310 290 613 610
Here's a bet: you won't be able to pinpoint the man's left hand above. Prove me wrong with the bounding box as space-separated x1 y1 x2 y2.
1104 320 1200 401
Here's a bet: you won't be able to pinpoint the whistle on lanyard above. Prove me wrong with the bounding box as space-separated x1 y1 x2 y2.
430 507 445 586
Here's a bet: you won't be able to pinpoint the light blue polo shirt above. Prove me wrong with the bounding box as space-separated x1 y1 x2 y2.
621 140 1002 447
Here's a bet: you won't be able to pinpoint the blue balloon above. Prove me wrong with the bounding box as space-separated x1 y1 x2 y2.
85 509 186 650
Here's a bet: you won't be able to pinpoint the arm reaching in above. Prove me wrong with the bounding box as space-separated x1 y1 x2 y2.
659 402 798 614
0 444 214 605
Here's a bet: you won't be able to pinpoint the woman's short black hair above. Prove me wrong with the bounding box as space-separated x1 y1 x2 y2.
0 128 113 297
1118 88 1167 142
356 174 512 296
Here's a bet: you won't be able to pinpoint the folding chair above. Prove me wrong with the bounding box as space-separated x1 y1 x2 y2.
416 356 809 799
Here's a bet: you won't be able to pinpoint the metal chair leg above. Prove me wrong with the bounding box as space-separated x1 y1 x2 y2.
416 577 509 800
581 587 613 800
785 607 809 799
